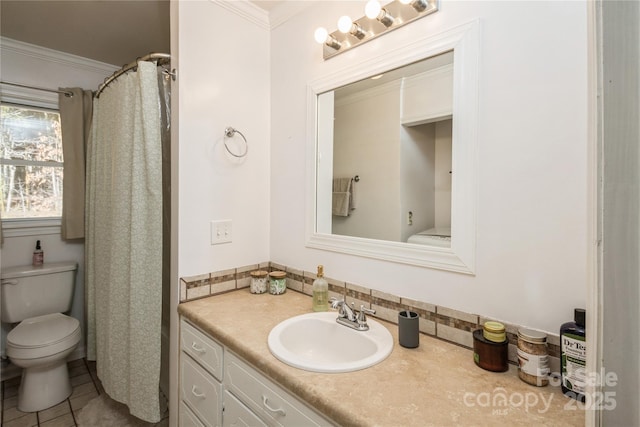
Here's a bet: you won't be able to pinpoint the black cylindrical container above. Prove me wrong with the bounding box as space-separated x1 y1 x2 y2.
398 311 419 348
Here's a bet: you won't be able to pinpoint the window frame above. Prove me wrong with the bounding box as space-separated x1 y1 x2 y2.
1 87 63 237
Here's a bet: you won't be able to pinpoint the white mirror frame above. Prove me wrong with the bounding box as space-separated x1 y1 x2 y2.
306 20 480 274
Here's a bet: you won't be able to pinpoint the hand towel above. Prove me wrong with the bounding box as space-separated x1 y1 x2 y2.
332 177 354 216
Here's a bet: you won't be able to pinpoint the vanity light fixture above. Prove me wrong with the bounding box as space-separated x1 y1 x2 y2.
365 0 394 27
314 0 439 60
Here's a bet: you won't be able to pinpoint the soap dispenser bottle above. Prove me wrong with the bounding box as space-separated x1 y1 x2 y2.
312 265 329 312
32 240 44 266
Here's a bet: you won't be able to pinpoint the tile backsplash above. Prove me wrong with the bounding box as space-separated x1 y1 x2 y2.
180 261 561 372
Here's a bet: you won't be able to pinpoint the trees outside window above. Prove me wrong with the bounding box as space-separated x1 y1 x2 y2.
0 104 64 219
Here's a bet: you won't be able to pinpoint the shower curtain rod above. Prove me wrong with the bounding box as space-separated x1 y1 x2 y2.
95 52 171 99
0 81 74 98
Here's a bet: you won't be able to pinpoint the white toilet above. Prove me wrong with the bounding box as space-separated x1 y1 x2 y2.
1 262 81 412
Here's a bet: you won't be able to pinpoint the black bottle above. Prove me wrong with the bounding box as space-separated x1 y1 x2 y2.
32 240 44 266
560 308 586 401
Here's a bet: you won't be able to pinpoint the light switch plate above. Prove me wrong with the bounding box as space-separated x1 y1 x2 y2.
211 220 232 244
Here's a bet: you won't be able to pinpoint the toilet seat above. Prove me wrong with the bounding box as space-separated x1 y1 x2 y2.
7 313 81 360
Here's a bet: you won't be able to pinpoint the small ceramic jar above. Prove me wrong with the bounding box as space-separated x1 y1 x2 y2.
269 271 287 295
249 270 268 294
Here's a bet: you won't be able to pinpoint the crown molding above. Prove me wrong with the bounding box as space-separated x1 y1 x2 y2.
213 0 270 30
0 37 119 76
268 1 317 30
335 79 402 108
212 1 316 31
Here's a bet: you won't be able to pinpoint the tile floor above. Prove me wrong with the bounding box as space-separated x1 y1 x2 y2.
0 359 167 427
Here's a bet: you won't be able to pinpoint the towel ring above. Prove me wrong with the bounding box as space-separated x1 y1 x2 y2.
223 126 248 158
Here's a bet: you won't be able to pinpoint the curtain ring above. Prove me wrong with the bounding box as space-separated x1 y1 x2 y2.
223 127 248 158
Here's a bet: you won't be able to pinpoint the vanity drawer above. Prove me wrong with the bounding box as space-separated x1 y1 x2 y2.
181 319 224 380
223 390 267 427
224 352 331 427
181 354 223 427
180 401 206 427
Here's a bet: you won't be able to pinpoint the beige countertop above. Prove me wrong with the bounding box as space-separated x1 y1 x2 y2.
178 289 585 427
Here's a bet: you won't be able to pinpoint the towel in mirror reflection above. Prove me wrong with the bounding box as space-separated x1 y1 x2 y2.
332 177 356 216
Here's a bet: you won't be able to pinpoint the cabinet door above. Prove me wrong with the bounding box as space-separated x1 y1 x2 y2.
181 353 223 426
223 390 267 427
180 401 206 427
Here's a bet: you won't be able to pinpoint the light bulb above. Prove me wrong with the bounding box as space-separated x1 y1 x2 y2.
314 27 328 44
337 16 353 34
365 0 381 19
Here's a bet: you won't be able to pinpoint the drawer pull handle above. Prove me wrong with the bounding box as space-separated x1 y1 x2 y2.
191 385 206 399
191 342 206 354
262 395 286 416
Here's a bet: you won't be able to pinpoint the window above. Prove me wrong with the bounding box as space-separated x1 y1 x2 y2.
0 104 64 219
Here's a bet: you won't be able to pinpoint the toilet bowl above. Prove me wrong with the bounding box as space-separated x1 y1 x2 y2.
6 313 81 412
1 261 79 412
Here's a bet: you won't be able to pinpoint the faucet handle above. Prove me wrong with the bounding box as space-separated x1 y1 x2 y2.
356 305 376 324
360 306 375 315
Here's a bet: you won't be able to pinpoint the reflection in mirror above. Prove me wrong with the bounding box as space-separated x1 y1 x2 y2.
318 52 453 247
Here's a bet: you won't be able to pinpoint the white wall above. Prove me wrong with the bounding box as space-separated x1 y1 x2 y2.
434 120 452 228
177 1 270 277
0 38 117 358
270 1 588 334
332 84 401 240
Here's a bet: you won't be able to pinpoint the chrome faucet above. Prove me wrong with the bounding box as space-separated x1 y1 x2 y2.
330 297 376 331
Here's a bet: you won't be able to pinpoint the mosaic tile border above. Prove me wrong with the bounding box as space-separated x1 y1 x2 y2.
180 262 561 369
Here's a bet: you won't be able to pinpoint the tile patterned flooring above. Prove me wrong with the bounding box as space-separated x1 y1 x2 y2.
0 359 166 427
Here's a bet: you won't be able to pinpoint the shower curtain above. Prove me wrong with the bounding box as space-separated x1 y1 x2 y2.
85 61 164 423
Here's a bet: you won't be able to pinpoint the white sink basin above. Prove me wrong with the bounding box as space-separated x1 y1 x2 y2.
267 312 393 373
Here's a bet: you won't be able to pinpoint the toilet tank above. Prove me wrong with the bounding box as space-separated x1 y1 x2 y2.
1 262 78 323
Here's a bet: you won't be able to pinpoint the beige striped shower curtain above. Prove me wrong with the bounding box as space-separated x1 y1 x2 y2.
85 61 163 423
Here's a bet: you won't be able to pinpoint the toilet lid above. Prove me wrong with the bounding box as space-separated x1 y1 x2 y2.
7 313 80 349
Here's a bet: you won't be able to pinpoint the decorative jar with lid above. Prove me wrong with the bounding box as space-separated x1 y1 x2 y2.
249 270 268 294
517 328 549 386
268 271 287 295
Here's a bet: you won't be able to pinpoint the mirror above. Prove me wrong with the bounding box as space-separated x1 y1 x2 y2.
319 51 454 247
306 21 479 273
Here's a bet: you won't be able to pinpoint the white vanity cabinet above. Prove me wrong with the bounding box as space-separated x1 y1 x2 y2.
224 352 331 427
401 63 454 126
180 319 224 426
179 318 333 427
222 390 267 427
180 401 206 427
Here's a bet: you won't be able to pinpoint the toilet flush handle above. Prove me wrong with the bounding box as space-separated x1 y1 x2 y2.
1 280 18 286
